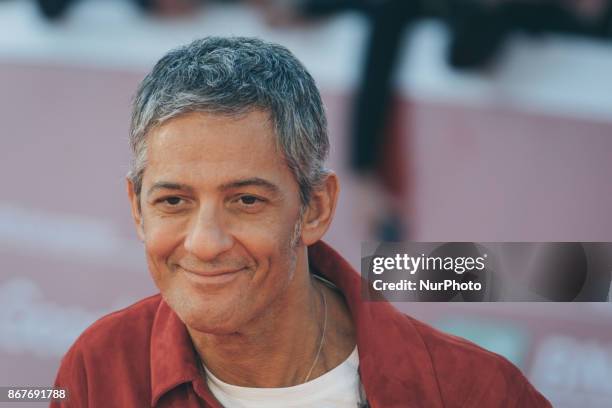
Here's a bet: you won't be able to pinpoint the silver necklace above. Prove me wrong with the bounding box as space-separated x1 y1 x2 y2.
197 287 329 386
302 287 328 383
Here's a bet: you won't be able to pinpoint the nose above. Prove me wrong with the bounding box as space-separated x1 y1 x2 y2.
184 203 234 261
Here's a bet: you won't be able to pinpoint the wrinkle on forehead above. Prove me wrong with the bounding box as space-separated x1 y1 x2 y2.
142 111 298 198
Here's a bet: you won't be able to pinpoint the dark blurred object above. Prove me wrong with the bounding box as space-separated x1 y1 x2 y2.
448 0 612 68
35 0 205 20
298 0 370 15
36 0 75 19
348 0 612 177
447 1 507 68
249 0 378 27
282 0 612 240
142 0 203 17
352 0 421 173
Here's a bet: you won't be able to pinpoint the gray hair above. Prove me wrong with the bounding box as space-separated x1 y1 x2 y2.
128 36 330 205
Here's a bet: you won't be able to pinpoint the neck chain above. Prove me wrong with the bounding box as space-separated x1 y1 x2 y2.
302 287 328 383
197 286 329 386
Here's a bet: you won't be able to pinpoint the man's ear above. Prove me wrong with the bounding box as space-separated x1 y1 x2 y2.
127 178 145 242
300 172 340 246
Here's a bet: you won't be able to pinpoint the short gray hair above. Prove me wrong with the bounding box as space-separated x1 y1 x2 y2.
128 36 330 205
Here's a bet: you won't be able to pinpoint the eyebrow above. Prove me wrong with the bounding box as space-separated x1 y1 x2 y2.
219 177 280 194
146 182 194 197
146 177 280 197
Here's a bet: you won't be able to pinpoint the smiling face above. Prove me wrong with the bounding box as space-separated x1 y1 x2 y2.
127 110 311 334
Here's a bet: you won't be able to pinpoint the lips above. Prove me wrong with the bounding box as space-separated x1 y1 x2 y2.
181 267 243 276
178 265 245 286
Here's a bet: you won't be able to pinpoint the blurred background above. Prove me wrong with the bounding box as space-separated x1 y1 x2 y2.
1 0 612 406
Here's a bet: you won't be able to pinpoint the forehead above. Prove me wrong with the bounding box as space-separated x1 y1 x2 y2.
143 110 296 191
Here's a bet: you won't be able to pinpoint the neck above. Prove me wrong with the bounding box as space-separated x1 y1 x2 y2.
188 253 355 388
188 253 344 388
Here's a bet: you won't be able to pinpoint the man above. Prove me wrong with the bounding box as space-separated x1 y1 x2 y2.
52 37 550 407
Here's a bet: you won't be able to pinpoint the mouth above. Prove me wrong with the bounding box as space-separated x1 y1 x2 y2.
179 266 246 286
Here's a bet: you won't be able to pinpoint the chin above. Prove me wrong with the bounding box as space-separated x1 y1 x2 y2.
164 288 246 334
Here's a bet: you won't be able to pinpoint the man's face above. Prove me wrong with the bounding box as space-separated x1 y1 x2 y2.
130 110 305 333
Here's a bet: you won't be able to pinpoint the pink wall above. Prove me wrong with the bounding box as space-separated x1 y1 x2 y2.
408 101 612 242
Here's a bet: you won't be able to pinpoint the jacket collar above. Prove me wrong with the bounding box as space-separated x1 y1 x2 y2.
150 297 222 407
150 241 443 407
308 241 444 408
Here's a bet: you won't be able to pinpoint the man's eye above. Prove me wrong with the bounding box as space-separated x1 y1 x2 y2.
162 197 183 206
239 195 260 205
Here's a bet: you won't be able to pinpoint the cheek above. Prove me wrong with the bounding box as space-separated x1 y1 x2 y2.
142 217 185 274
233 210 298 252
232 214 300 286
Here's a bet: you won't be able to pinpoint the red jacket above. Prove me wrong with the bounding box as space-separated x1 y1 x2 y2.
52 241 551 407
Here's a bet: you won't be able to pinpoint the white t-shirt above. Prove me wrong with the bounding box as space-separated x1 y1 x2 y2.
204 347 362 408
